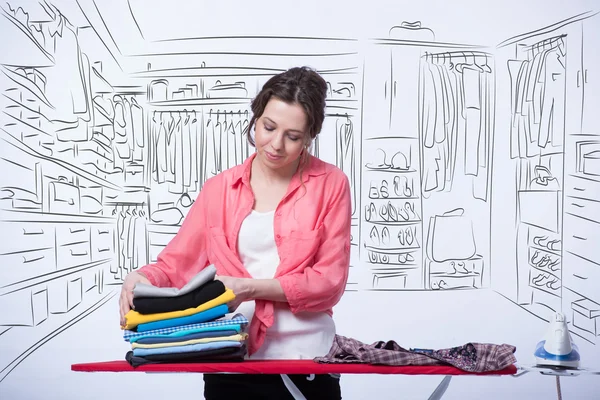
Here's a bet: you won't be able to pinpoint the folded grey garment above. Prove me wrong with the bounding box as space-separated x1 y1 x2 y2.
133 265 217 298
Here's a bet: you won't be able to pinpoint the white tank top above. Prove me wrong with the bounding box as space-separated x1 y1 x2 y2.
235 209 336 359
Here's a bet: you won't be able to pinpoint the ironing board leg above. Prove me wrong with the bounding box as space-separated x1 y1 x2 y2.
280 374 308 400
428 375 452 400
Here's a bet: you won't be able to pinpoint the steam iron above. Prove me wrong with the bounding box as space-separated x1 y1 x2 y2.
534 312 580 369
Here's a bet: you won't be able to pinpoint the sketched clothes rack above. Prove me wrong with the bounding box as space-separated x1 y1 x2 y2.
507 34 567 318
419 51 494 291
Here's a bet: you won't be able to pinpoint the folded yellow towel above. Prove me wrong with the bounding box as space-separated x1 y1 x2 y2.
131 333 249 349
122 289 235 330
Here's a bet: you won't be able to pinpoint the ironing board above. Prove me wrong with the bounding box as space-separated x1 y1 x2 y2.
71 359 517 375
72 359 517 400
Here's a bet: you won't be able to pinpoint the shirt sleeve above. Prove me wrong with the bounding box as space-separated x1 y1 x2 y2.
137 180 213 289
277 172 352 313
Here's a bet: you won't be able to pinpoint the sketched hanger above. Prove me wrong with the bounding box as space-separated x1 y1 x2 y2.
446 52 454 70
470 52 484 72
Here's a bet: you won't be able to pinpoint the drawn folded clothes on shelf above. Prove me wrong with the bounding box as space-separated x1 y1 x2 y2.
314 335 517 373
121 269 249 366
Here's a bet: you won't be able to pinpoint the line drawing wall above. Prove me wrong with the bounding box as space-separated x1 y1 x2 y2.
0 0 598 387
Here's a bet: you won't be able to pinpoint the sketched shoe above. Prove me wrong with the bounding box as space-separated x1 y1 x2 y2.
405 226 414 246
404 202 418 220
457 261 469 274
537 256 550 269
381 254 389 264
369 226 381 246
393 176 403 197
398 253 407 263
405 253 415 262
530 250 541 265
368 251 378 263
547 278 560 290
398 229 405 246
398 205 410 221
533 235 547 246
547 239 561 251
404 177 413 197
366 202 376 221
379 204 390 221
369 181 380 198
380 180 389 198
450 261 459 274
381 227 391 245
547 258 560 271
532 273 547 286
388 201 399 221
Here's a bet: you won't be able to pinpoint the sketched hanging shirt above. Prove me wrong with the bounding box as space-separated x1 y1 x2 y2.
137 153 352 355
314 334 517 373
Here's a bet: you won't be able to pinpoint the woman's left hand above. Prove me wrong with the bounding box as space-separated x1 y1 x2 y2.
215 275 254 312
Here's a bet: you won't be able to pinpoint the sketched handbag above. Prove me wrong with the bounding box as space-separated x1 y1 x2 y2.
427 208 477 262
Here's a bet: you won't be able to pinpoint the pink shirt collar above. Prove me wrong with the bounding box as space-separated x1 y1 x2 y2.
230 151 327 188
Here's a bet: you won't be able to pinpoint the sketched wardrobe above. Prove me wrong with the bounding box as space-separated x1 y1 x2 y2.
493 12 600 337
361 23 494 291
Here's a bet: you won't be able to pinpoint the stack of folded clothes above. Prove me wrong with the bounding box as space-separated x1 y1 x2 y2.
121 265 249 367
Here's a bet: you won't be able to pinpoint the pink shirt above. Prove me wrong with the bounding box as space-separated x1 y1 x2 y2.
139 153 352 355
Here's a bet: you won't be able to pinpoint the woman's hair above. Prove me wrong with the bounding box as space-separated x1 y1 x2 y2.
246 66 328 146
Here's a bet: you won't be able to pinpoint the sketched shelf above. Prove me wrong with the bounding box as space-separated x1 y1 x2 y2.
365 168 417 174
529 245 561 258
372 38 486 49
430 271 481 278
0 259 111 296
529 262 561 281
1 65 53 108
1 129 122 191
148 98 251 107
364 220 421 226
569 173 600 184
364 245 420 254
0 288 116 383
0 209 115 224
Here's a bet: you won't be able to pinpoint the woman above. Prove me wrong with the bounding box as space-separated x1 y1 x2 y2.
119 66 352 399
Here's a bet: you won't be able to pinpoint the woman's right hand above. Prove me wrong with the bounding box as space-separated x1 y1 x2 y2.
119 271 151 327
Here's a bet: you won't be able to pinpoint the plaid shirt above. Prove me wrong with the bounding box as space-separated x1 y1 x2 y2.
314 335 516 372
123 315 248 341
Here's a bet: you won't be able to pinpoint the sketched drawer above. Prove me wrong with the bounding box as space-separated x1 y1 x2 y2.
0 285 48 326
55 225 90 247
566 176 599 198
48 275 83 313
0 222 54 254
90 225 115 261
565 196 600 222
0 248 55 287
563 252 600 303
564 215 600 266
56 241 91 270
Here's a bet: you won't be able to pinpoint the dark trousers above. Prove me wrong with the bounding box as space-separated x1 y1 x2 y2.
203 372 342 400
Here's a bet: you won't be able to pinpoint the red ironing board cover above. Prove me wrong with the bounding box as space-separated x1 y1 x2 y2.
71 360 517 375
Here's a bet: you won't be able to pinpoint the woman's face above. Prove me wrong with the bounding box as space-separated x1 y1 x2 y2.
254 97 308 175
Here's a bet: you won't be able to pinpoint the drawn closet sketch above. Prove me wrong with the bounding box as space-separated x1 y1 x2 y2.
0 0 599 387
494 11 600 345
361 23 494 291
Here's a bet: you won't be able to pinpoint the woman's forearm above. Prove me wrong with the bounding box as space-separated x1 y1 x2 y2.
248 278 288 303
